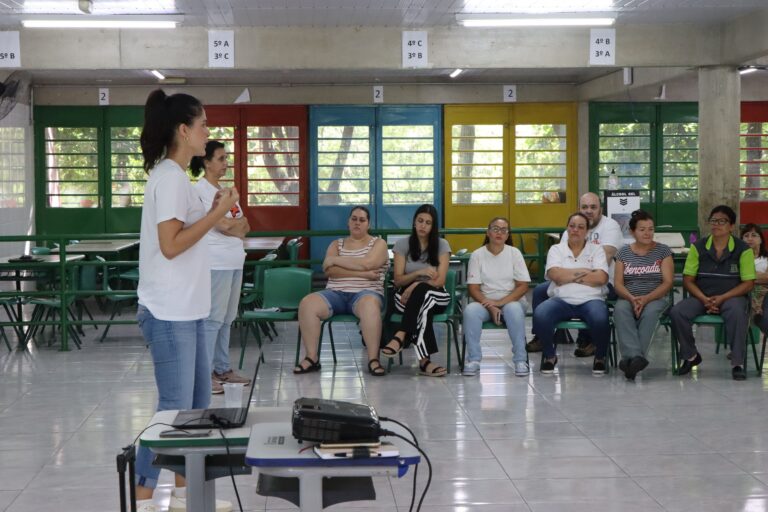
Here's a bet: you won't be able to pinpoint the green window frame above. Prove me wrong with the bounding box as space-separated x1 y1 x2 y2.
589 103 699 228
35 106 144 235
0 126 27 208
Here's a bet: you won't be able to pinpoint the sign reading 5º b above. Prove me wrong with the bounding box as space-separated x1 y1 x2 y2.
0 31 21 68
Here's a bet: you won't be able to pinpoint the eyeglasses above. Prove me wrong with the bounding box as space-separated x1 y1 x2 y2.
489 227 509 234
708 218 730 226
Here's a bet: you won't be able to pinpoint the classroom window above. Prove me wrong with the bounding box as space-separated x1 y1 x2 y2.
381 125 434 204
661 122 699 202
740 122 768 202
450 124 504 205
109 126 143 207
515 124 567 204
44 126 99 208
246 125 300 206
596 122 652 203
317 125 370 206
0 127 25 208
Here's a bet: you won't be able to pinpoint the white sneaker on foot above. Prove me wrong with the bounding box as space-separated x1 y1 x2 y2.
136 500 157 512
462 360 480 376
169 494 233 512
514 361 530 376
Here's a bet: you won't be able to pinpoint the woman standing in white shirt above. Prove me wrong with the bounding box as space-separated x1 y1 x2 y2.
533 212 610 375
461 217 531 377
134 90 238 512
191 141 251 394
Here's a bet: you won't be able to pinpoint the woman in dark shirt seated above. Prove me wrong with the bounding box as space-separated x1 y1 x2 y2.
669 205 755 381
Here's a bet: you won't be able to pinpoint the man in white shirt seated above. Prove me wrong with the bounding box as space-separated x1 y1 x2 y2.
526 192 623 356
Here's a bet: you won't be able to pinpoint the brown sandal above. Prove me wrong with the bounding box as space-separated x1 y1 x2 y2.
381 334 405 358
293 356 321 374
419 359 447 377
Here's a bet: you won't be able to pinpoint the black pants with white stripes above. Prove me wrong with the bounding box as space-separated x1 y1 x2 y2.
394 282 450 360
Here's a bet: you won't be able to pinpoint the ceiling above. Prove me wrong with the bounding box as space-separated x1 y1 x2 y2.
0 0 766 28
1 0 766 88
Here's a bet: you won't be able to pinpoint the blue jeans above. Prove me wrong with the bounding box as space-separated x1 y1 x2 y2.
204 269 243 374
532 281 615 345
532 298 610 359
463 301 527 364
134 305 210 489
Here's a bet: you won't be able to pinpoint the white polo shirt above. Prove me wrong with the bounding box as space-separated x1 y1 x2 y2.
138 159 211 321
545 240 609 305
194 179 246 271
466 245 531 302
561 215 623 283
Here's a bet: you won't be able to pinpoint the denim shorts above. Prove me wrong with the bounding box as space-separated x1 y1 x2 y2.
316 289 384 316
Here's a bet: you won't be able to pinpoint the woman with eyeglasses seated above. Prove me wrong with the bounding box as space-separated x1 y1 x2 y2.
669 205 755 381
294 206 390 376
461 217 531 377
381 204 451 377
613 210 674 380
741 223 768 336
533 212 611 375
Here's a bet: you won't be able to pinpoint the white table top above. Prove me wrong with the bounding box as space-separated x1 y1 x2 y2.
53 239 139 254
243 237 285 252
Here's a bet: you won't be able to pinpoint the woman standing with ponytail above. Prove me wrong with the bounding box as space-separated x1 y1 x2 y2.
190 141 251 394
134 90 237 512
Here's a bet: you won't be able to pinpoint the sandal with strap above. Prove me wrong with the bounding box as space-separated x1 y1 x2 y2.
381 334 405 358
367 358 386 377
419 359 447 377
293 356 321 374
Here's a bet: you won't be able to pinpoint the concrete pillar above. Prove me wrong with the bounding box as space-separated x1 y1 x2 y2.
697 66 741 231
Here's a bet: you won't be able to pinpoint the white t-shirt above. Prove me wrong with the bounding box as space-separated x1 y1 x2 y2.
138 159 211 321
466 245 531 302
545 240 609 305
561 215 623 284
194 179 246 271
755 255 768 275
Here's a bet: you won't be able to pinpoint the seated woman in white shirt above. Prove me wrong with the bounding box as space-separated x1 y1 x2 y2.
742 223 768 335
533 212 610 375
461 217 531 377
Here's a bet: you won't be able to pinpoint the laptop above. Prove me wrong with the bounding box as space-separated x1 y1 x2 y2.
171 354 262 430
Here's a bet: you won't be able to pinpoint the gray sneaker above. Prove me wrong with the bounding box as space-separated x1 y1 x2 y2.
211 378 224 394
514 361 530 376
213 369 251 386
462 360 480 376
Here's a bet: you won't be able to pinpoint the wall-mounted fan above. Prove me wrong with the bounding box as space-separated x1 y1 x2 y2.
0 72 31 122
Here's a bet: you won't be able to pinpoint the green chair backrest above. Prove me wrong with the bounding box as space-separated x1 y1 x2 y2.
31 247 51 255
253 253 278 300
286 237 303 265
443 270 457 316
262 267 313 310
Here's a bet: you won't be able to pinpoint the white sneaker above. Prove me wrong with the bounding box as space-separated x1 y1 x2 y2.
136 501 157 512
462 360 480 376
169 494 233 512
514 361 530 376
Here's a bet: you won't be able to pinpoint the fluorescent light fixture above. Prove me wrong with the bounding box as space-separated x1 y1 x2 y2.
22 15 181 29
739 66 758 75
150 69 166 80
462 0 613 13
457 13 615 27
449 68 463 78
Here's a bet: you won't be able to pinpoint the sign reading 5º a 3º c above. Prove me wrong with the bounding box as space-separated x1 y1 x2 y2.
209 30 235 68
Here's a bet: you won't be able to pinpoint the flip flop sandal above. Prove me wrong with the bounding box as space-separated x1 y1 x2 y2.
419 359 447 377
381 334 405 358
367 358 386 377
293 356 321 374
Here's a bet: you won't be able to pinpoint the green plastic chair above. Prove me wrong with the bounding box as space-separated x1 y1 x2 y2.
96 257 136 343
388 270 460 373
239 252 279 341
552 317 618 368
286 237 303 267
239 267 313 369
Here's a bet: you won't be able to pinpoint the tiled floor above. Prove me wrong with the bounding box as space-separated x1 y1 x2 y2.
1 310 768 512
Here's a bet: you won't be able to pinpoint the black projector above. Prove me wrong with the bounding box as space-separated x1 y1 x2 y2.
292 398 380 443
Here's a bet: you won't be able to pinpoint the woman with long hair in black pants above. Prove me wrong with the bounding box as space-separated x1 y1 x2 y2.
381 204 451 376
